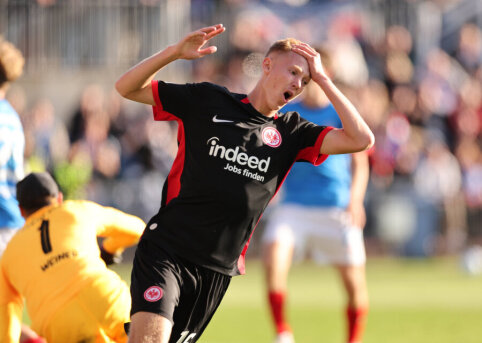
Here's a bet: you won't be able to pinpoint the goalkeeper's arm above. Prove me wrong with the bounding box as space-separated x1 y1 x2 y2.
85 201 146 264
99 244 123 266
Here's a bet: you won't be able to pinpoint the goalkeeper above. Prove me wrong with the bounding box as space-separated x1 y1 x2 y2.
0 172 146 343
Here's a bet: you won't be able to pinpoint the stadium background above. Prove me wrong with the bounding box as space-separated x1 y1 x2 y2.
2 0 482 342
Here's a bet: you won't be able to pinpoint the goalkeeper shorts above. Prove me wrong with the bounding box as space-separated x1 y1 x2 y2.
36 275 131 343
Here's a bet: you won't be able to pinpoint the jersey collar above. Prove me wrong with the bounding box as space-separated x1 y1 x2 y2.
240 96 279 120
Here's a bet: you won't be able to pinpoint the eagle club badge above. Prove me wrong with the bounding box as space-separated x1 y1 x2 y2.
144 286 163 302
261 127 282 148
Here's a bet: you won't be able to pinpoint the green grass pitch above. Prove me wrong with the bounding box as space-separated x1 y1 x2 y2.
109 257 482 343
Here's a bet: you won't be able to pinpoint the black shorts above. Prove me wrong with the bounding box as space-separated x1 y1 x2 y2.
130 239 231 343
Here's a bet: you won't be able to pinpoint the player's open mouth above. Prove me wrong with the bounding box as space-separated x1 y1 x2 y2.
283 91 293 102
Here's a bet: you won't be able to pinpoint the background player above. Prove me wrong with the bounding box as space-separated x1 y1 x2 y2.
115 24 374 343
262 48 369 343
0 172 146 343
0 36 46 343
0 36 25 257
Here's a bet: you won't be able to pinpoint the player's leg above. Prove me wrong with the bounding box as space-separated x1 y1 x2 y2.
170 266 231 343
128 312 172 343
335 264 368 343
262 206 300 343
128 239 232 343
128 244 183 343
129 252 230 343
335 219 368 343
310 208 368 343
264 239 294 336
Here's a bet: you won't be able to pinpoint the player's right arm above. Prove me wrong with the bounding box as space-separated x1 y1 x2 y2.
0 258 23 343
292 43 374 155
115 24 225 105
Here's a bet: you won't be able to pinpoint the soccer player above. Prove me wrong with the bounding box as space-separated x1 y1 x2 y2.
0 37 44 343
0 37 25 256
262 49 369 343
115 24 374 343
0 172 146 343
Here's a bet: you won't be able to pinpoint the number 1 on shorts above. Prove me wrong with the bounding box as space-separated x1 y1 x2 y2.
175 330 196 343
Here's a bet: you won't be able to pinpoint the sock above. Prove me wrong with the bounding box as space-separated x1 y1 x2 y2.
346 306 368 343
268 291 291 334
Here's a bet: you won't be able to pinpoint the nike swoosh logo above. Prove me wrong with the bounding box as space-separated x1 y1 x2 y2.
212 115 234 123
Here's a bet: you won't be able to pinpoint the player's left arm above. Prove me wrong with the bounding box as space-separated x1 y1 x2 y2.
291 43 374 155
347 151 370 229
0 259 24 343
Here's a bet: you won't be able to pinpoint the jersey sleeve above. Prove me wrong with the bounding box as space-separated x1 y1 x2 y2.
294 115 334 166
0 258 23 343
83 201 146 255
151 80 215 121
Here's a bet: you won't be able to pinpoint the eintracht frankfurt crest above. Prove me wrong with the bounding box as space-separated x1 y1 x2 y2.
262 127 282 148
144 286 163 302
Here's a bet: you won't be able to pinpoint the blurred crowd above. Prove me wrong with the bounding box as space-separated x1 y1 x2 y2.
7 84 179 221
4 1 482 257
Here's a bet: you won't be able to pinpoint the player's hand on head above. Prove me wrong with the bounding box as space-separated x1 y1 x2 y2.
175 24 225 60
291 43 328 82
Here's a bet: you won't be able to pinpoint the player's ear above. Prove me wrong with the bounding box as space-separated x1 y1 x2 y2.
57 192 64 204
262 57 272 75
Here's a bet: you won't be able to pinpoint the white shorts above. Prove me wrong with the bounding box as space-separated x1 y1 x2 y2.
262 204 366 266
0 228 19 257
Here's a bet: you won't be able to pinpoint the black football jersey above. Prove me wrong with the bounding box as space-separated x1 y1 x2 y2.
142 81 333 276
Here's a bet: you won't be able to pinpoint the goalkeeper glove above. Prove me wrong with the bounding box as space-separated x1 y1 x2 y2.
100 246 122 265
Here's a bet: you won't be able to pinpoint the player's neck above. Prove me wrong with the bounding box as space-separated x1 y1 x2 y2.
247 85 278 118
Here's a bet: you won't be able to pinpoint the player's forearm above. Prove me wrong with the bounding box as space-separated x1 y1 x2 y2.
101 213 145 254
315 77 374 152
115 45 180 105
350 151 370 205
102 232 141 255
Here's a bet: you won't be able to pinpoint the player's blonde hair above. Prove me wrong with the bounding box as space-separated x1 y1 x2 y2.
265 38 303 57
0 36 25 89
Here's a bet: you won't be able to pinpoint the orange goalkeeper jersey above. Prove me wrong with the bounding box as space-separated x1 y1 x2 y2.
0 200 145 342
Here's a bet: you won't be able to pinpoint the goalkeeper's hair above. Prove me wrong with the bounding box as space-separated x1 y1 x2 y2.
17 172 59 213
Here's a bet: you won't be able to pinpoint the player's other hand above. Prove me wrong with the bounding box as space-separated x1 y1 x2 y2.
174 24 226 60
100 246 123 265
